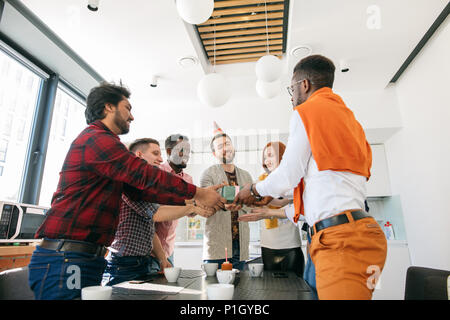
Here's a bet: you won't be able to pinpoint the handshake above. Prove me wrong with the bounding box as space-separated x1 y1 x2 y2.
192 183 273 218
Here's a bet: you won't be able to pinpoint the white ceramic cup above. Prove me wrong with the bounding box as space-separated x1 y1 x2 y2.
207 283 234 300
81 286 112 300
164 267 182 282
202 263 218 277
249 263 264 277
216 269 236 284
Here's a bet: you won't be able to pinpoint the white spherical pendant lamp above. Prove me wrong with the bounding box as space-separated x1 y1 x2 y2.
255 54 282 83
256 79 281 99
198 73 231 108
176 0 214 25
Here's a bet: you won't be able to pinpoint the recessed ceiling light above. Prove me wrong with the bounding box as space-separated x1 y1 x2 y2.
178 56 198 68
290 45 312 58
87 0 99 11
150 75 158 88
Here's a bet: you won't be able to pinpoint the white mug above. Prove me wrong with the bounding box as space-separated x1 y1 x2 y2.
249 263 264 277
216 269 235 284
164 267 182 282
201 263 218 277
81 286 112 300
207 283 234 300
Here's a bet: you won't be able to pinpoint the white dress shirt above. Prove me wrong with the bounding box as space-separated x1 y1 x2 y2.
256 111 367 227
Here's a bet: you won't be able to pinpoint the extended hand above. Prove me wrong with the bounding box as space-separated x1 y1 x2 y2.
193 204 216 218
253 196 273 206
194 183 227 212
226 195 272 211
158 258 173 274
232 184 256 207
238 207 270 222
224 203 242 211
238 207 284 222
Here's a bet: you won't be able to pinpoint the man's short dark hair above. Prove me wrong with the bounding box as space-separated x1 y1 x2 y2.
128 138 159 154
165 134 189 151
85 81 131 124
293 55 336 89
210 133 231 152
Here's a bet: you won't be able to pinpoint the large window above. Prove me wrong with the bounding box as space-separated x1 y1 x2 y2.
0 50 41 202
39 86 86 207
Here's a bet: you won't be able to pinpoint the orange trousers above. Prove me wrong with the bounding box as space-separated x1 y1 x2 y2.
310 211 387 300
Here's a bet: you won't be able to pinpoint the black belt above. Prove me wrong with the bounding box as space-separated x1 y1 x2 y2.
310 210 370 236
40 239 107 257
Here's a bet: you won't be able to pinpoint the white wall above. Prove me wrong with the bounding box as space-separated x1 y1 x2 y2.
124 75 293 144
385 17 450 269
339 87 402 131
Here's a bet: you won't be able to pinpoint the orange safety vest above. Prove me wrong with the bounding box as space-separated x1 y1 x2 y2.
292 87 372 223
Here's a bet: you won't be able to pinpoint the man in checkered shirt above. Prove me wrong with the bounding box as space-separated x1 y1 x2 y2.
103 138 215 286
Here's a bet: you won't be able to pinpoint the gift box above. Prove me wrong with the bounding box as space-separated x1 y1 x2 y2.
220 185 240 203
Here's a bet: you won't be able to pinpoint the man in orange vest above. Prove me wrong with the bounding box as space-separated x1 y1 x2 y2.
234 55 387 300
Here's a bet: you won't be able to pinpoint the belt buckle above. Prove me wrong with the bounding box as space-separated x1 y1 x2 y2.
56 239 66 252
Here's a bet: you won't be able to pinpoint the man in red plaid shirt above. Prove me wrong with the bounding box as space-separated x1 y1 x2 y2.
28 82 225 300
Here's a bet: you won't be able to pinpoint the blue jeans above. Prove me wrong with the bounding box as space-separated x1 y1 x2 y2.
102 252 160 286
303 232 318 300
28 242 106 300
204 239 245 270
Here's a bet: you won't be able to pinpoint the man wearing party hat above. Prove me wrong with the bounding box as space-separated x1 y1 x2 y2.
200 121 253 270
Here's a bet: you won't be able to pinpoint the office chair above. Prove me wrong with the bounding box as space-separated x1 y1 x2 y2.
404 266 450 300
0 266 35 300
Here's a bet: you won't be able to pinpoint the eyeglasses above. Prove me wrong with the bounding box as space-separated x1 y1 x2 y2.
286 79 312 96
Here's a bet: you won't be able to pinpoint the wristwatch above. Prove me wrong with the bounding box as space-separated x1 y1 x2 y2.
250 183 262 201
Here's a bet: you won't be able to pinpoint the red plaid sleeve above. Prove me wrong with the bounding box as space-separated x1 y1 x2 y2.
85 131 196 203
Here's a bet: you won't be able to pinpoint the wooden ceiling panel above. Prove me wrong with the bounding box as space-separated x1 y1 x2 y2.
199 26 283 39
199 12 284 25
212 4 284 16
202 33 283 45
209 51 283 61
211 45 283 56
205 39 282 51
198 20 283 33
195 0 289 65
213 0 282 8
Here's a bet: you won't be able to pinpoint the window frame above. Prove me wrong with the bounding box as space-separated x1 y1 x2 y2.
0 32 88 205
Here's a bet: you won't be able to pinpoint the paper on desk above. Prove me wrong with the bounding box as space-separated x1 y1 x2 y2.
113 281 184 295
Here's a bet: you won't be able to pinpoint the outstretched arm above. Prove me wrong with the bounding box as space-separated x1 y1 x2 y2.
237 207 287 222
153 202 216 222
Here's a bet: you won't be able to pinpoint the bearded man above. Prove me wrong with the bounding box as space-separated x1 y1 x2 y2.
199 122 253 270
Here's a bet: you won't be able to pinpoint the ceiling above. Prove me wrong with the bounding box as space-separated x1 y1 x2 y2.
195 0 288 65
18 0 448 142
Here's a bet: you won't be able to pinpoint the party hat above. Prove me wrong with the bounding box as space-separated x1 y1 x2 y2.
213 121 224 136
